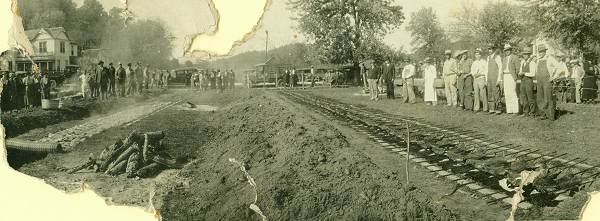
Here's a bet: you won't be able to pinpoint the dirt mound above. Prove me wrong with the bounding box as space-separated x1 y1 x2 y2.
161 95 459 220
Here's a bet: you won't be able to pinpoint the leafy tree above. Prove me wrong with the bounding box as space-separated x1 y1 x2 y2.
289 0 404 83
478 2 523 48
523 0 600 56
406 7 448 61
18 0 107 49
449 2 525 49
18 0 78 30
99 8 173 68
75 0 108 49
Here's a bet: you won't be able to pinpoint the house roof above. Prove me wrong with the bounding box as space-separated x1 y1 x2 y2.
25 27 71 41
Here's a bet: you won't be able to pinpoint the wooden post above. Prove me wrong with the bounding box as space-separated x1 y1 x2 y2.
406 122 410 186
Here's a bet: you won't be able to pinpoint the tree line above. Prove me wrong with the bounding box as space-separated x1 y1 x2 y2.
288 0 600 72
18 0 178 69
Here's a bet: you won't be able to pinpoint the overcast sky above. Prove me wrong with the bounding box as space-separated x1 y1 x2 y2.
76 0 514 58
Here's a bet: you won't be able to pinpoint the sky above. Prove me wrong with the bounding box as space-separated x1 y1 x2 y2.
75 0 514 59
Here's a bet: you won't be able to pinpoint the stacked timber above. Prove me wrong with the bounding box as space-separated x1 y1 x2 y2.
68 130 179 178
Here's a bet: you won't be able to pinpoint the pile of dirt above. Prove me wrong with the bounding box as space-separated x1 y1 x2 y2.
2 104 90 138
160 95 460 220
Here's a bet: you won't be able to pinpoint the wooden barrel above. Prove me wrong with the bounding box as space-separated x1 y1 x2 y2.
41 99 60 110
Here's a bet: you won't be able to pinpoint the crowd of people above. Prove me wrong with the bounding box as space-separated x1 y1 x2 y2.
79 61 171 100
0 71 53 112
189 69 235 93
365 44 600 121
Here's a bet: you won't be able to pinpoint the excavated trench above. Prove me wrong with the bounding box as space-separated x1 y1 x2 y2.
279 90 600 209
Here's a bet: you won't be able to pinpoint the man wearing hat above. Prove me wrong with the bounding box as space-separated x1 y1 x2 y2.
94 61 105 99
471 48 488 112
456 50 473 110
366 61 381 101
487 44 503 114
401 57 416 103
501 44 521 114
116 63 126 97
442 50 459 106
382 59 396 99
569 59 584 104
518 47 537 116
535 44 558 120
108 62 116 97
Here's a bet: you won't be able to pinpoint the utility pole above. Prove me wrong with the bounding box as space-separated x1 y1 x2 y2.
264 30 268 89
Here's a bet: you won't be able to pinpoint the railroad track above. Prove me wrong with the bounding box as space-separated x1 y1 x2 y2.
278 90 600 209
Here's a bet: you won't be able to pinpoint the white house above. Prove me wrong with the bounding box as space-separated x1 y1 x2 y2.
2 27 79 72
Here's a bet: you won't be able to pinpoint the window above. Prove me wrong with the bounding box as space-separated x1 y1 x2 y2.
39 41 47 53
71 45 75 56
60 41 65 54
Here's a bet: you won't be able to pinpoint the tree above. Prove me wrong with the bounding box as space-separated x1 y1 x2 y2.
75 0 108 49
18 0 108 49
289 0 404 83
184 60 194 67
18 0 78 30
100 8 174 68
406 7 448 61
449 2 525 49
524 0 600 57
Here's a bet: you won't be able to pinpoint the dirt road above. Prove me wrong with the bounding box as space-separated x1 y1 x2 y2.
17 88 574 220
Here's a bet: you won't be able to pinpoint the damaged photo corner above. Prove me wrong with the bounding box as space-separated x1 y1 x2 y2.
1 0 600 220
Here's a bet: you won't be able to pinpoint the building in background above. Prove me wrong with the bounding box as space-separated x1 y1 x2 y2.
0 27 79 72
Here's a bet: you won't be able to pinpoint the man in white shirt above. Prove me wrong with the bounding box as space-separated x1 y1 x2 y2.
570 60 584 103
518 47 537 116
471 48 488 112
401 58 416 103
442 50 459 106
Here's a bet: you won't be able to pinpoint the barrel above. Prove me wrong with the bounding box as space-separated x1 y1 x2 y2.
41 99 60 110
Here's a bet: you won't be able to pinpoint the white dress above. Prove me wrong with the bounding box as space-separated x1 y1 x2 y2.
423 64 437 102
503 74 519 113
79 73 88 94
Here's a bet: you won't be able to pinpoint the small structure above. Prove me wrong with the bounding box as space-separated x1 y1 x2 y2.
250 57 291 88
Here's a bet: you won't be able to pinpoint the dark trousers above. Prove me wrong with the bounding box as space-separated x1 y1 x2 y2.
385 79 395 99
487 81 502 113
520 77 536 115
457 74 465 106
536 77 555 120
462 75 474 110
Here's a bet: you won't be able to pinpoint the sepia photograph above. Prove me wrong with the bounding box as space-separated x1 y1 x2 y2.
1 0 600 220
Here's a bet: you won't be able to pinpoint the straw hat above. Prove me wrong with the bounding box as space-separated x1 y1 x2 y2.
522 47 532 54
537 44 548 52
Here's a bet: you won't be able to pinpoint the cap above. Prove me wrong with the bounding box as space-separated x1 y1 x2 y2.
537 44 547 52
475 48 482 53
522 47 532 54
444 50 452 55
504 44 513 51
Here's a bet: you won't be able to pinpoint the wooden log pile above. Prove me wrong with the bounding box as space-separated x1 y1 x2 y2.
68 130 179 178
